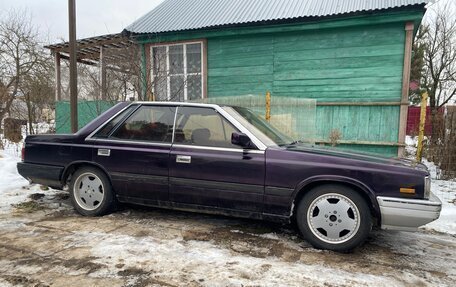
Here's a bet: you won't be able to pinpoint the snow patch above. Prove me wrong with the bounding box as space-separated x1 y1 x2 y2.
64 231 403 286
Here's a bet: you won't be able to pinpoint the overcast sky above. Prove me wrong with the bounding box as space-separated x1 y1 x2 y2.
0 0 453 45
0 0 163 44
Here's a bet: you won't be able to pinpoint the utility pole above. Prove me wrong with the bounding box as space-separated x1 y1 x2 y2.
68 0 78 132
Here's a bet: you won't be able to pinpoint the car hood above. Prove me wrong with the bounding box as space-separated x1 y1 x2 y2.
284 144 429 173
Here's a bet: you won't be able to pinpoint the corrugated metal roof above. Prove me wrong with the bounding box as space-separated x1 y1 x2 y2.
125 0 429 34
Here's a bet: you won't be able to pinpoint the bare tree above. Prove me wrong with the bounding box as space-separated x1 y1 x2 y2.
420 3 456 123
0 10 43 125
19 54 54 134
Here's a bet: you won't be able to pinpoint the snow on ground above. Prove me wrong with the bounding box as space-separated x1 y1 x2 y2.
405 135 456 235
81 231 400 286
0 146 63 215
422 160 456 235
0 149 30 214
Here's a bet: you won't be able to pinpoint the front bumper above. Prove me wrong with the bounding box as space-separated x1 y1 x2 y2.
377 192 442 231
17 162 64 189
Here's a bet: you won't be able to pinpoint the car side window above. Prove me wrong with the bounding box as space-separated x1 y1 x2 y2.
110 105 176 143
94 105 137 138
174 107 240 148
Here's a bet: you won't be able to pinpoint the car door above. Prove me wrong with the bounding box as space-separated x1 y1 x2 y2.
169 106 265 213
91 104 176 203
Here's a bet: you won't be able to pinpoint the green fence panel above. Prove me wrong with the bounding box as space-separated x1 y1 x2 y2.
55 100 116 134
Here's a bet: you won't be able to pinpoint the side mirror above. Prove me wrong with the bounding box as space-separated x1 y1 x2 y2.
231 132 252 148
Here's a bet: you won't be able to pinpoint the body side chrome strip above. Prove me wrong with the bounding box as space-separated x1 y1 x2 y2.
377 195 442 207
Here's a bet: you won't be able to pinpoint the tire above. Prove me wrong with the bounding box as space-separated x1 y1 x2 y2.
296 184 372 252
69 166 116 216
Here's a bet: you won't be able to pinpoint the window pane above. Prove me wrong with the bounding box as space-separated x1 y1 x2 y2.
152 46 167 77
94 105 137 138
187 43 201 74
111 106 176 143
174 107 240 148
170 75 184 101
169 45 183 75
153 76 168 101
187 74 202 100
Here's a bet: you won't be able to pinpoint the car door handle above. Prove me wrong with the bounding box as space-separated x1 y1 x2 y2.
97 148 111 156
176 155 191 164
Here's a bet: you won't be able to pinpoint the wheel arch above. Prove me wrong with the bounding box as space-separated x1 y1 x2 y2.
291 176 381 226
61 161 112 186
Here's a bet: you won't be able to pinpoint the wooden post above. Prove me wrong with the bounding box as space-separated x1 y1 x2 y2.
68 0 78 133
265 91 271 122
99 46 107 100
416 92 428 162
398 22 414 157
54 52 62 101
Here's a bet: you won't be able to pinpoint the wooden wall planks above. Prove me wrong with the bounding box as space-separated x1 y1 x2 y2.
207 23 406 156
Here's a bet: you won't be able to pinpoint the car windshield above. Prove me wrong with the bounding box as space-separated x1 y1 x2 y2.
222 106 294 146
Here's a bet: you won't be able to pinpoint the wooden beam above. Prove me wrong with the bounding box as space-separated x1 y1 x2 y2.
315 139 406 147
316 101 404 106
398 21 414 157
50 37 128 53
59 54 129 73
68 0 78 133
58 54 97 66
54 53 62 101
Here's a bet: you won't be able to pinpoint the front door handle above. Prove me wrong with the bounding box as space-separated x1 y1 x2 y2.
176 155 191 164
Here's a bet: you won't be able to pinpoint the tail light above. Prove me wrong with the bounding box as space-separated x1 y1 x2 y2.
21 146 25 161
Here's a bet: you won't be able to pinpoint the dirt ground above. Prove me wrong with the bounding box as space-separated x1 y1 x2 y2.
0 189 455 287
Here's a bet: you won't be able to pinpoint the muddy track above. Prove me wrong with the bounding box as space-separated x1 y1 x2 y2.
0 193 455 287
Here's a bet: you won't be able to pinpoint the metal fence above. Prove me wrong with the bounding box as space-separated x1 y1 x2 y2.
423 105 456 180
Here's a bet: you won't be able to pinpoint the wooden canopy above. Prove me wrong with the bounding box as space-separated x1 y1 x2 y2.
45 33 134 101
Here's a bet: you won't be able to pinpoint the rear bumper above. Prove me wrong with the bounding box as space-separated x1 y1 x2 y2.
17 162 64 189
377 192 442 231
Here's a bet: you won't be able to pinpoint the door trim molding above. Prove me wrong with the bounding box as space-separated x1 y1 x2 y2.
170 177 264 194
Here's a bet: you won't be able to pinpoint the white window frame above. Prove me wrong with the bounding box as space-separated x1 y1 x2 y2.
150 40 205 101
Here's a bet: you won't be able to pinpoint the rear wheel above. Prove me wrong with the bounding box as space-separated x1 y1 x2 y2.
296 184 372 252
69 167 115 216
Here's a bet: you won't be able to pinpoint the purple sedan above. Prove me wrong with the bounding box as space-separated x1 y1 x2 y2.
17 102 441 251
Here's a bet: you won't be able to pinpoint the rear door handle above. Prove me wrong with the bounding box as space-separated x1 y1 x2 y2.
176 155 191 164
98 148 111 156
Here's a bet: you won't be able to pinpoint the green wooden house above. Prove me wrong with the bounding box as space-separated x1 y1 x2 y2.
51 0 428 157
122 0 428 157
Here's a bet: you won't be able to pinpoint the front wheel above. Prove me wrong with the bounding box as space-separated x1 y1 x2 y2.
296 184 372 252
69 166 116 216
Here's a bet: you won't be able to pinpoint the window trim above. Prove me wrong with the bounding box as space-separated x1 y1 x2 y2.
85 102 267 151
107 104 177 145
173 106 244 150
149 40 207 101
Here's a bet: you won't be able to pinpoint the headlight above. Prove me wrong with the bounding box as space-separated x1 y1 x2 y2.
424 176 431 199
